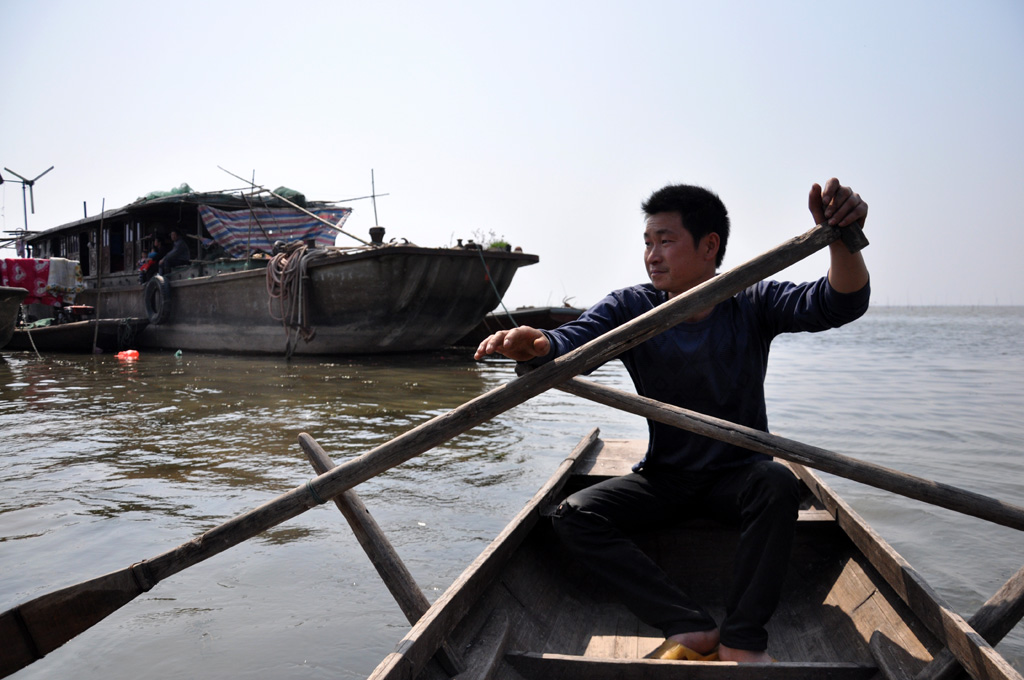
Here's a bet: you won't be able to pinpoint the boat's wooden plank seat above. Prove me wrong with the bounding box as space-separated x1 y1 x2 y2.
573 438 642 478
505 652 878 679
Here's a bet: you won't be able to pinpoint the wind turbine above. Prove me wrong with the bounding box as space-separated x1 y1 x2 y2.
1 165 54 231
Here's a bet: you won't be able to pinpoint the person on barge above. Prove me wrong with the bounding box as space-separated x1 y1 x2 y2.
159 229 191 274
474 177 870 663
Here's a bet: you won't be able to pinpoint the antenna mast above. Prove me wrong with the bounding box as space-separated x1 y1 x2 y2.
371 169 379 226
2 165 54 232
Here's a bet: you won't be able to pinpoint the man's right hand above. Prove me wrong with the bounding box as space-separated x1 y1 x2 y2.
473 326 551 361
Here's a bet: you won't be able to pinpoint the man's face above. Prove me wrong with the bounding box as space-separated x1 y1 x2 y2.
643 212 717 298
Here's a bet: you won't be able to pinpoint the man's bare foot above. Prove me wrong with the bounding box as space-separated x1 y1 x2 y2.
719 645 773 663
666 628 720 656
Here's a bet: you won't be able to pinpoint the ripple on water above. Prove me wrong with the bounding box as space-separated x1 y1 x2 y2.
1 308 1022 677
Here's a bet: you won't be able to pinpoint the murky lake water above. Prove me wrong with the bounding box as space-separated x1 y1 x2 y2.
1 306 1022 677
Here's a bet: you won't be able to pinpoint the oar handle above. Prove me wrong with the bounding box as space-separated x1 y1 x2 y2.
839 219 869 253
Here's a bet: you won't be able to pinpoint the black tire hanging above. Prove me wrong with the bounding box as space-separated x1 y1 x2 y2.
144 274 172 325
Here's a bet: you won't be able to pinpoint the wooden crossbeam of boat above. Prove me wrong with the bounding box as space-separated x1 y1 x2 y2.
298 433 464 676
504 652 878 679
914 564 1024 679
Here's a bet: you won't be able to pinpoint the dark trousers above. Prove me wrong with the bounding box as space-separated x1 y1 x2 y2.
159 257 189 275
550 460 800 651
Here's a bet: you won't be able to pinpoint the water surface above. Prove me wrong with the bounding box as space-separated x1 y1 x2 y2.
1 306 1021 677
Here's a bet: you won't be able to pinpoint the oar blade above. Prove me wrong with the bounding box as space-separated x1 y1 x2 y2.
0 567 145 678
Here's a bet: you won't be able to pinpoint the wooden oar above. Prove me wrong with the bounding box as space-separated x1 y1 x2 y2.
556 376 1024 531
299 434 464 676
0 220 860 678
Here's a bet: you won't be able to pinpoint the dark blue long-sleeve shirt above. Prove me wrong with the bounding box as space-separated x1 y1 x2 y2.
533 277 870 472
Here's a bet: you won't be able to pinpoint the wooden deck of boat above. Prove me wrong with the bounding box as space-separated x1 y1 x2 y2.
374 435 946 680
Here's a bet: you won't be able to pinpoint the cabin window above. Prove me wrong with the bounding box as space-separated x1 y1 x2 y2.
79 232 91 276
48 237 64 258
112 223 125 272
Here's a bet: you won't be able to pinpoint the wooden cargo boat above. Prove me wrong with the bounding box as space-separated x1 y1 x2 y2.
19 183 538 355
365 429 1023 680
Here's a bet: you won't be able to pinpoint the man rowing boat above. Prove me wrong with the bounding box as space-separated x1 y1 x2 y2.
475 178 870 663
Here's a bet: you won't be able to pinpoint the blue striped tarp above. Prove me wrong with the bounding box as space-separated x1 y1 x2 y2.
199 205 353 257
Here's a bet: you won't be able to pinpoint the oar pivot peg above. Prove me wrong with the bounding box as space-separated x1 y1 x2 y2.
837 219 869 254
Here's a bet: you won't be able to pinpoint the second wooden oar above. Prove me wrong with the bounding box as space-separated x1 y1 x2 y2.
556 376 1024 531
299 434 464 676
0 220 859 678
914 562 1024 680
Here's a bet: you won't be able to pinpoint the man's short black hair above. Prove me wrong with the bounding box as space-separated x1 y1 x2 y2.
642 184 730 268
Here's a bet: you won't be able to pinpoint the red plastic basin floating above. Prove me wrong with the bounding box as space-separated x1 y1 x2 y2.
116 350 140 360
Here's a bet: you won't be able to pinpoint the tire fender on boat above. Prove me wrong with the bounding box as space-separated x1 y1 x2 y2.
144 274 172 325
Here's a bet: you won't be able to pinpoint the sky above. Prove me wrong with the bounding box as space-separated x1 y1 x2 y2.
1 0 1022 308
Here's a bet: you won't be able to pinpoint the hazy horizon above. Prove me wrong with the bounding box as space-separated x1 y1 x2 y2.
3 1 1022 308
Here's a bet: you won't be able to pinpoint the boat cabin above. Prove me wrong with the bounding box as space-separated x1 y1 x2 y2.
22 185 347 287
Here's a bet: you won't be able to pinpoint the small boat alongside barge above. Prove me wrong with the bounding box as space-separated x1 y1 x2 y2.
4 315 148 353
454 304 586 346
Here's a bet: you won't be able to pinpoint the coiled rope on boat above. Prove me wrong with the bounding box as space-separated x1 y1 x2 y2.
117 318 141 351
266 242 320 356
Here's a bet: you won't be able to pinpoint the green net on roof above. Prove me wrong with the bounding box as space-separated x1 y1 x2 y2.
140 183 194 201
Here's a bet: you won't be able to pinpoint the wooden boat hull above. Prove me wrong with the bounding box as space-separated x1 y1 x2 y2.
5 318 148 353
0 287 27 349
368 431 1018 680
75 246 537 355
